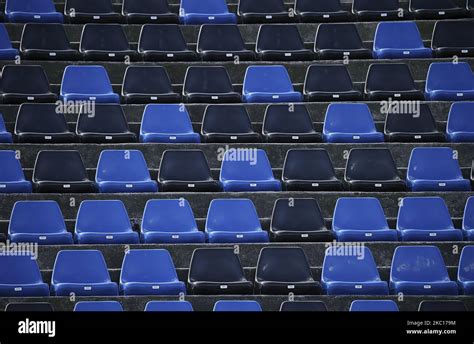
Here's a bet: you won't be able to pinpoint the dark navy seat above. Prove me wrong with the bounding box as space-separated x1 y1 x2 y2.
5 0 63 23
6 303 54 312
447 102 474 142
188 248 253 295
0 255 49 296
282 149 343 191
458 245 474 295
75 200 140 244
350 300 399 312
409 0 465 19
33 150 96 193
179 0 237 24
122 0 178 24
425 62 474 101
0 114 12 143
158 150 220 192
256 25 313 61
213 301 262 312
238 0 290 23
145 301 194 312
141 199 205 243
205 199 269 243
64 0 121 23
432 20 474 58
295 0 350 22
463 197 474 240
280 301 328 312
120 249 185 295
418 300 467 311
9 200 73 244
74 301 123 312
270 198 334 242
352 0 401 21
0 150 32 193
0 24 18 59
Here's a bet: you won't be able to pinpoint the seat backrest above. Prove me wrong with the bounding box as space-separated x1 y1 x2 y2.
77 104 130 134
189 248 247 282
123 0 172 14
6 303 53 312
220 149 275 181
202 105 253 134
238 0 285 13
65 0 115 13
345 149 400 181
350 300 399 312
257 25 306 51
139 24 188 51
76 200 132 234
1 65 51 94
315 23 364 50
366 63 417 91
123 66 174 94
0 150 26 182
159 150 213 181
52 250 112 284
333 197 389 231
0 24 14 50
6 0 57 13
243 65 295 93
197 24 247 52
271 198 326 232
61 65 114 95
324 103 377 134
142 199 198 234
180 0 231 14
426 62 474 90
458 245 474 282
121 249 179 283
256 247 314 282
80 24 131 51
74 301 123 312
353 0 399 11
213 300 262 312
184 66 234 94
374 21 425 49
33 150 89 182
0 255 44 284
283 149 338 180
15 104 69 135
463 196 474 230
145 301 193 312
418 300 467 312
96 150 152 182
263 104 314 133
206 199 262 233
304 64 355 93
141 104 194 135
447 102 474 133
21 23 72 50
296 0 343 12
385 103 438 133
432 20 474 49
280 300 328 311
397 197 454 230
407 147 463 180
9 200 66 234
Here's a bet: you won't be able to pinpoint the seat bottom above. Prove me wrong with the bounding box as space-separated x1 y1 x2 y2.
188 281 253 295
141 231 205 244
255 281 321 295
283 180 344 191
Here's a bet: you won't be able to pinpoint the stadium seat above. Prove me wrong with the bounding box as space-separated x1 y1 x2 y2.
432 20 474 58
262 104 321 143
205 199 269 243
385 103 445 142
458 246 474 295
5 0 63 23
373 22 432 59
0 150 32 193
145 301 194 312
32 150 96 193
80 24 137 61
242 65 302 103
64 0 120 23
304 64 361 102
220 149 281 192
158 150 220 192
0 65 56 104
140 104 199 143
9 200 73 244
255 247 320 295
425 62 474 101
349 300 399 312
270 198 334 242
138 24 196 61
76 104 136 143
365 63 423 101
5 303 53 312
0 255 49 296
95 150 158 193
61 65 119 103
418 300 467 311
74 301 123 312
238 0 290 23
323 103 384 143
213 301 262 312
446 102 474 142
183 66 240 103
409 0 465 19
345 149 406 191
141 199 205 243
51 250 118 296
0 24 18 59
122 66 180 104
390 246 458 295
463 197 474 240
197 24 254 61
75 200 140 244
188 248 253 294
0 114 12 143
179 0 237 24
122 0 178 24
201 105 260 143
406 147 471 191
352 0 401 21
322 246 389 295
256 25 314 61
397 197 463 241
282 149 343 191
333 198 398 241
295 0 350 22
20 23 78 60
315 24 372 60
280 301 328 312
120 249 185 295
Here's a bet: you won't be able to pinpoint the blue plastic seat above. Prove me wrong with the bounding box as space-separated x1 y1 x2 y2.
373 22 432 59
51 250 118 296
447 102 474 142
122 0 178 24
61 65 119 103
0 255 49 296
141 199 205 244
5 0 63 23
323 103 384 143
397 197 463 241
407 147 471 191
349 300 399 312
458 246 474 295
9 201 73 244
0 150 32 193
280 301 328 311
145 301 193 312
463 197 474 240
0 24 18 59
322 246 389 295
333 198 398 241
120 249 185 296
425 62 474 101
352 0 401 20
205 199 269 243
96 150 158 193
179 0 236 24
0 114 12 143
140 104 200 143
74 301 123 312
75 200 139 244
390 246 458 295
242 65 302 103
220 149 281 192
213 301 262 312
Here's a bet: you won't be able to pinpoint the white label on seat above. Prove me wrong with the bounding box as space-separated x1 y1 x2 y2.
34 15 41 19
63 184 70 189
414 135 421 139
89 97 96 100
226 53 233 57
220 285 228 289
439 183 446 187
45 136 52 140
27 96 34 101
152 285 160 289
151 96 158 100
394 93 401 98
457 93 464 97
188 184 195 188
312 183 319 187
291 136 299 140
15 287 22 292
424 285 431 289
84 286 92 291
287 285 295 289
285 53 292 57
126 184 133 188
0 185 6 188
403 51 410 55
169 136 177 140
167 54 174 57
39 236 47 240
323 14 330 18
353 135 360 140
109 53 116 57
343 52 350 56
250 183 257 187
208 16 215 20
266 15 273 19
212 96 219 100
230 136 238 140
365 233 372 237
439 11 445 15
49 52 57 56
301 234 308 238
172 235 180 239
375 183 382 188
429 233 437 237
151 16 158 20
105 136 112 140
106 235 114 239
355 285 362 289
333 94 340 98
381 13 387 17
93 16 101 20
462 50 468 53
236 234 243 238
272 95 279 99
